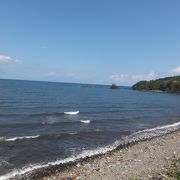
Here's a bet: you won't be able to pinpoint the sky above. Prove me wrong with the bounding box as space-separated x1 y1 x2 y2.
0 0 180 85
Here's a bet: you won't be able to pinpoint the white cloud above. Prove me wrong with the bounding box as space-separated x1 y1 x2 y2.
109 71 156 84
132 71 156 81
169 66 180 76
0 55 21 64
110 74 129 82
47 71 57 77
47 71 79 79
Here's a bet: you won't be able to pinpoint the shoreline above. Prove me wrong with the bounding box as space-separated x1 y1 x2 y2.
23 130 180 180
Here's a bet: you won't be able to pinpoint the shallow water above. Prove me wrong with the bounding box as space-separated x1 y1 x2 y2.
0 79 180 178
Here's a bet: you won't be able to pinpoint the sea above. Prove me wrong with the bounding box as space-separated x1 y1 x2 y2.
0 79 180 179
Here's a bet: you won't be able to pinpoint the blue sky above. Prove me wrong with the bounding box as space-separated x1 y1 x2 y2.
0 0 180 85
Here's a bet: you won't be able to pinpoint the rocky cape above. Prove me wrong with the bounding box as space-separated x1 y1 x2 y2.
132 76 180 93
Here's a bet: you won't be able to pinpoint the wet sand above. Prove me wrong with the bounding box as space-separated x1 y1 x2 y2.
38 130 180 180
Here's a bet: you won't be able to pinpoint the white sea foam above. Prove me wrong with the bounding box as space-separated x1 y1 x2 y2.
80 120 91 124
125 121 180 144
1 121 180 180
64 111 79 115
0 160 12 167
68 132 78 135
137 121 180 133
1 135 40 142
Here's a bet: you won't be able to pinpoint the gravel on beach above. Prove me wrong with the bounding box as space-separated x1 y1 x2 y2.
40 131 180 180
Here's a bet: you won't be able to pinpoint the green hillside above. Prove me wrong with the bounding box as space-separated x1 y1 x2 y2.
132 76 180 93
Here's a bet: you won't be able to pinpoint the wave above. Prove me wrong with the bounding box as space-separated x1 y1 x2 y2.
64 111 79 115
67 132 78 135
0 130 103 143
45 130 105 140
0 120 87 128
124 121 180 144
0 135 40 142
136 121 180 133
80 120 91 124
0 160 12 167
31 112 64 117
1 121 180 180
31 111 80 117
2 110 110 118
0 119 123 129
31 109 127 118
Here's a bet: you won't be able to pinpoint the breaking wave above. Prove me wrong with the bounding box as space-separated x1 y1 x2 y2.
64 111 79 115
0 135 40 142
31 111 79 117
0 119 94 129
31 112 64 117
80 120 91 124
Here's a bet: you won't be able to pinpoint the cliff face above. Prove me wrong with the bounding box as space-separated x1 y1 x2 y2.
132 76 180 93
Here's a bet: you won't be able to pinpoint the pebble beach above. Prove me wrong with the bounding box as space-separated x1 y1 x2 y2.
38 130 180 180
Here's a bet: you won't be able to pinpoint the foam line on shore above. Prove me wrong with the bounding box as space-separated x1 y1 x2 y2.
0 141 120 180
138 121 180 133
1 121 180 180
124 121 180 144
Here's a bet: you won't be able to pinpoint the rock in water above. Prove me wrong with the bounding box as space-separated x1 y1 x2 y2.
110 84 119 89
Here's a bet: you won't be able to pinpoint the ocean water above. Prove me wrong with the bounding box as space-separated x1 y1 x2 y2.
0 79 180 179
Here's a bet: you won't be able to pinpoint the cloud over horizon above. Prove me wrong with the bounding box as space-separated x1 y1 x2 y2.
110 71 156 84
0 55 21 64
132 72 156 82
110 74 129 82
47 71 77 78
169 66 180 76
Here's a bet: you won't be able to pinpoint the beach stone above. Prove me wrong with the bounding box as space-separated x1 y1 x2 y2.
96 168 100 172
76 163 80 167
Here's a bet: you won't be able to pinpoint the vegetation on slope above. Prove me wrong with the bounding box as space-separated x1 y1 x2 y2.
132 76 180 93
